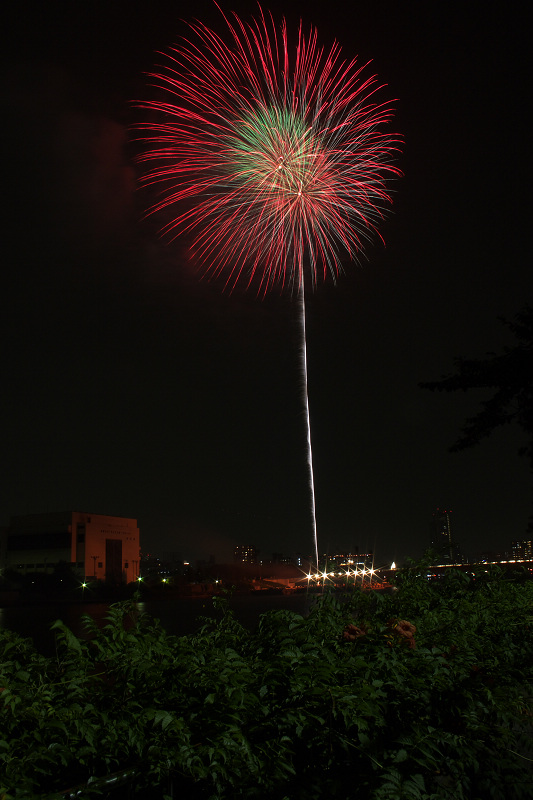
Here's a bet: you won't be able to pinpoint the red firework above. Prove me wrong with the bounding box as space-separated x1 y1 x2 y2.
135 7 402 292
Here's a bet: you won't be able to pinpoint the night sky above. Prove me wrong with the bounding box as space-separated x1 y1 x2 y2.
2 0 530 567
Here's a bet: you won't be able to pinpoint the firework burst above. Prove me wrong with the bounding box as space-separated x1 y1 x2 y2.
136 9 402 568
135 7 401 293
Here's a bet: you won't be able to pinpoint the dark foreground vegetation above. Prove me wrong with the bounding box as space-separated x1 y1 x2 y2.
1 566 532 799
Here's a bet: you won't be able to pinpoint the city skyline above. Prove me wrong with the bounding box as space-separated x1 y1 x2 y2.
1 505 526 572
2 0 531 567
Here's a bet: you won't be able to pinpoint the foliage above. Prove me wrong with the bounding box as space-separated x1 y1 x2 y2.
420 304 533 472
1 571 532 800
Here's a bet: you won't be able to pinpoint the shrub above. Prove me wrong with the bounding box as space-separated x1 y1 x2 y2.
1 569 532 799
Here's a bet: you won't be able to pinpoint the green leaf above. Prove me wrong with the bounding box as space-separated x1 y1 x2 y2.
393 749 408 763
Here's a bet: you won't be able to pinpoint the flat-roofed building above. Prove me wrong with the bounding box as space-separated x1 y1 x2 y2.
2 512 140 584
511 539 533 560
233 544 257 563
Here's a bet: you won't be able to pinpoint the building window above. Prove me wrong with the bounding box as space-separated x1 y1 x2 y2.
124 562 129 568
98 562 103 568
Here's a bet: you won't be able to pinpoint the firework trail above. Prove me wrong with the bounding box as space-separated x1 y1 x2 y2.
298 288 318 566
136 7 401 567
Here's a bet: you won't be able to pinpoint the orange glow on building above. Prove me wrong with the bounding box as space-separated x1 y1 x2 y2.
2 511 140 584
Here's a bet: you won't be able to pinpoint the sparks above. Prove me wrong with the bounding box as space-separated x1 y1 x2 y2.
135 7 401 294
136 8 401 570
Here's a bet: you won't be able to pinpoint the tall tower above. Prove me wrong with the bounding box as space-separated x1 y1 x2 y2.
430 508 453 563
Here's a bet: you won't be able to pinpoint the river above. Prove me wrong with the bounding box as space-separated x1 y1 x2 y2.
0 592 315 657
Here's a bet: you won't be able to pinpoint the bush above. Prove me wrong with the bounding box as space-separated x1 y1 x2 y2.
1 568 532 799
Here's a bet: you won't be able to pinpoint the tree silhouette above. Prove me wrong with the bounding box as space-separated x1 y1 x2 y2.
420 305 533 526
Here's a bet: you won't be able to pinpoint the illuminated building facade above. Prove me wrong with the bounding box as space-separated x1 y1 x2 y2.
233 544 257 563
321 552 373 569
2 512 140 583
511 539 533 560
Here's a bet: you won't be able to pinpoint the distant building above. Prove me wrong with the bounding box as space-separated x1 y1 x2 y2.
233 544 257 563
478 550 510 563
270 552 294 565
1 512 140 583
430 508 465 563
511 539 533 560
431 508 453 559
321 552 373 569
